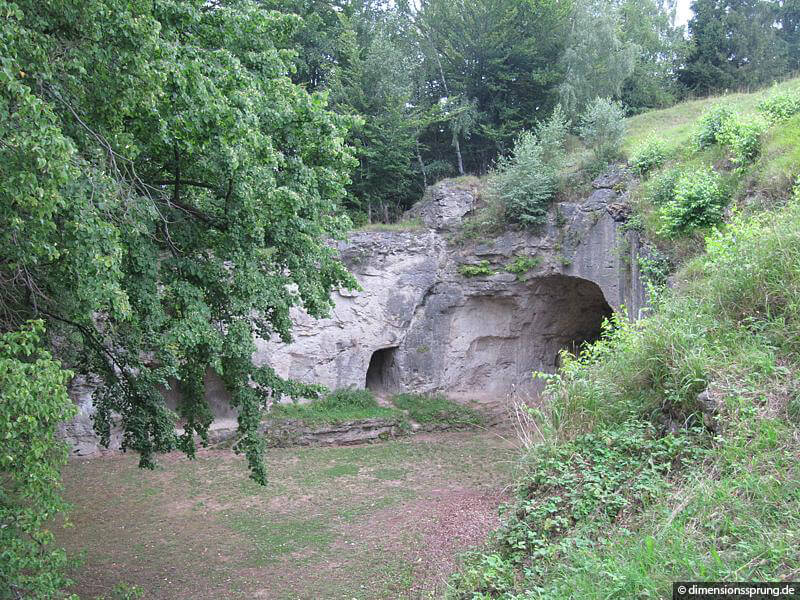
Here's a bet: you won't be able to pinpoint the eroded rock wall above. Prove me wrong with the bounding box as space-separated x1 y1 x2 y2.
253 170 646 403
64 171 648 453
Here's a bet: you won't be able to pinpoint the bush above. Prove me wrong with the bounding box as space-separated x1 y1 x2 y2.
717 115 766 168
630 138 667 176
458 260 494 278
1 321 77 599
659 168 728 237
578 97 627 169
645 166 682 206
693 104 765 167
758 91 800 123
694 104 735 150
504 255 542 280
488 107 568 227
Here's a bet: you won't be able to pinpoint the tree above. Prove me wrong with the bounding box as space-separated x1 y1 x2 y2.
557 0 638 118
407 0 572 173
681 0 790 94
0 321 76 598
1 0 357 484
775 0 800 71
618 0 686 112
328 12 426 222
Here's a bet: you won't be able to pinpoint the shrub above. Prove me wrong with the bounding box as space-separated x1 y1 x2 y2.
630 138 667 175
694 104 735 149
638 246 672 299
504 255 542 280
578 97 627 169
488 107 568 227
717 115 766 168
758 91 800 123
458 260 494 278
693 105 765 166
645 166 682 206
1 321 77 598
659 168 727 237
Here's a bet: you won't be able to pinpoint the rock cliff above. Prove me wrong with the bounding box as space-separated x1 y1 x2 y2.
64 171 648 453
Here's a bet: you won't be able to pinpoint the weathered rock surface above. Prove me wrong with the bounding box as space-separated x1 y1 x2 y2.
404 179 479 231
63 172 649 454
250 174 647 404
261 418 405 447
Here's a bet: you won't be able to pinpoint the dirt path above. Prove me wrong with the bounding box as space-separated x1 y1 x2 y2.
57 429 518 599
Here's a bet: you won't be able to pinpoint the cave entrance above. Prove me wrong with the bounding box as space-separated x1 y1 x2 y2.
365 347 399 393
544 276 613 368
442 275 615 400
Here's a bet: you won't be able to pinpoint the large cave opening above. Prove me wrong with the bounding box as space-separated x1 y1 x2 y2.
442 275 614 400
365 346 400 393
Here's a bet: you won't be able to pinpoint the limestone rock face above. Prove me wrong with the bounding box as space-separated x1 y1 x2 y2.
60 376 122 456
252 174 647 404
63 174 648 453
404 179 479 231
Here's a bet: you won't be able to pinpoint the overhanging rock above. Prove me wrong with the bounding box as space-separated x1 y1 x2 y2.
64 172 649 454
253 173 647 403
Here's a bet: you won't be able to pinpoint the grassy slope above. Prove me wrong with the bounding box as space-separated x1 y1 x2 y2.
448 80 800 599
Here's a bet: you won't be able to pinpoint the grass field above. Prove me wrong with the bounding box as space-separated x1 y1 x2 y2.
56 431 516 600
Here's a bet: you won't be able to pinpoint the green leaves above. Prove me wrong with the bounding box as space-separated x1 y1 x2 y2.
488 107 569 227
450 420 705 596
659 168 728 237
1 0 357 486
0 321 77 598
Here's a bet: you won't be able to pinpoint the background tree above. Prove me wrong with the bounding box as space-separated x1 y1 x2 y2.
557 0 638 117
406 0 572 173
775 0 800 72
681 0 789 94
618 0 686 112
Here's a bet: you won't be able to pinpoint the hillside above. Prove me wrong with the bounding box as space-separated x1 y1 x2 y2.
446 80 800 598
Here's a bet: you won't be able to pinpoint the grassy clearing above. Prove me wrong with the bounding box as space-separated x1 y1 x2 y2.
57 431 516 600
621 78 800 269
622 77 800 157
270 388 487 432
269 388 401 424
392 394 484 427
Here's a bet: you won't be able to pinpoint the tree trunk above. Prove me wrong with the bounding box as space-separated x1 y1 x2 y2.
416 142 427 188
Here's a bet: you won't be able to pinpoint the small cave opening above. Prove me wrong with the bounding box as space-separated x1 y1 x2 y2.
365 347 400 393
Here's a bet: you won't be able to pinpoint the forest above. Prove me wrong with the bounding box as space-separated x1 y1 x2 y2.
261 0 800 223
2 0 800 598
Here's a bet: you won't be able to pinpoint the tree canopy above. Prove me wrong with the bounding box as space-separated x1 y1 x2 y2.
1 0 357 484
681 0 792 94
